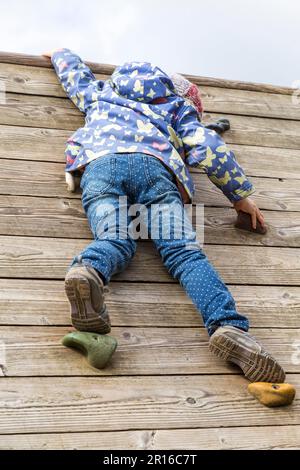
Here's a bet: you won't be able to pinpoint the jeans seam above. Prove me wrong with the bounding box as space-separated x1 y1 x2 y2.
144 156 155 187
132 155 137 195
128 155 134 196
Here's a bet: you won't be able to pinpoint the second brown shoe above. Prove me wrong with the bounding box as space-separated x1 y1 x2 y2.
65 262 111 334
209 325 285 383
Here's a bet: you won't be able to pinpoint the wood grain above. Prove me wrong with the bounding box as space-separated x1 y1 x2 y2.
202 112 300 150
0 124 67 161
1 279 299 328
0 52 295 94
0 51 116 76
2 93 300 148
0 52 299 450
0 375 298 434
1 158 299 211
200 85 300 120
1 425 299 450
1 124 300 181
1 93 80 130
0 195 299 247
1 62 299 119
0 235 299 285
0 326 299 376
194 176 300 211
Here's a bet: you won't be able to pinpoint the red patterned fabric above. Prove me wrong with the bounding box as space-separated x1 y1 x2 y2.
186 83 204 116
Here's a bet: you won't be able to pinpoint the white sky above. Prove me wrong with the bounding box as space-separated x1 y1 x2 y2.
1 0 299 86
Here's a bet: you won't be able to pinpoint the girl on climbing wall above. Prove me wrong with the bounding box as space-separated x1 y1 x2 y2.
43 48 284 383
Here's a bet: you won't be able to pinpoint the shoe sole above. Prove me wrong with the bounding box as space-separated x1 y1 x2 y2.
209 334 285 383
65 276 111 334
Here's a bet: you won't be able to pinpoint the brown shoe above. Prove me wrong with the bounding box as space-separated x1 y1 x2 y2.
65 262 111 334
209 325 285 383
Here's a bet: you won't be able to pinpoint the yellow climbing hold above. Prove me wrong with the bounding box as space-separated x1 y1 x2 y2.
248 382 296 407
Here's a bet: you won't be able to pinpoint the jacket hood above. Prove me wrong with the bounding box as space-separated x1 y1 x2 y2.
111 61 176 103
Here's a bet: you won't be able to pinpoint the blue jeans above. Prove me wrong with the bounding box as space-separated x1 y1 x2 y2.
70 153 249 336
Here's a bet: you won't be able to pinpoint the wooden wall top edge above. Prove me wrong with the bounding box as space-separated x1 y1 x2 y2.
0 51 295 96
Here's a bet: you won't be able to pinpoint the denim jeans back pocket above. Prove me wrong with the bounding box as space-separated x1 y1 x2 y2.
144 156 178 196
81 157 116 196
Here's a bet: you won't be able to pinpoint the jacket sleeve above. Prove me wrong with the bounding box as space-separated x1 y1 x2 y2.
176 104 255 202
51 48 104 113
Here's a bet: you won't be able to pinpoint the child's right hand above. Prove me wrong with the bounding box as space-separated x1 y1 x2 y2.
233 197 265 230
42 49 63 58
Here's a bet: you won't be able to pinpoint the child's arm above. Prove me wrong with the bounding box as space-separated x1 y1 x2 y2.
44 48 104 113
176 104 264 228
176 104 254 201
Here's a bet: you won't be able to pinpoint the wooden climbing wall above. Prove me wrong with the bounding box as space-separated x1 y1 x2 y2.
0 52 299 449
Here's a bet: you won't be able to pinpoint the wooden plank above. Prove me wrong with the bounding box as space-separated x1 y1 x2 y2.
1 280 299 328
1 63 299 120
1 425 300 449
1 125 298 199
228 144 300 180
0 326 298 376
0 51 298 449
0 62 68 97
0 195 87 237
195 176 300 211
0 125 67 161
1 195 299 247
202 112 300 150
0 51 116 76
0 51 295 95
1 125 300 181
191 78 296 96
0 158 74 198
0 62 107 98
203 207 300 247
0 93 80 130
1 158 299 211
138 425 300 450
0 375 298 434
2 93 300 149
0 235 299 285
200 85 300 120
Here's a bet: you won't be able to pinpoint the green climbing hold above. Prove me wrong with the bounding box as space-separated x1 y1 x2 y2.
62 331 117 369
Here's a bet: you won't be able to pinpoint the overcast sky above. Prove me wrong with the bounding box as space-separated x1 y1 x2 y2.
1 0 299 86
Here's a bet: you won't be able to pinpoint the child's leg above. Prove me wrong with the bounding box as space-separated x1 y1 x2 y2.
136 156 284 381
69 157 137 285
147 192 249 336
65 156 136 333
70 200 136 285
148 195 285 382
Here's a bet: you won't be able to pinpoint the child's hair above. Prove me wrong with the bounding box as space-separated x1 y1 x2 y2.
170 73 203 118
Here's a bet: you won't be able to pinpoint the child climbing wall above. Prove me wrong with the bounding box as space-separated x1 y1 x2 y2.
44 48 285 384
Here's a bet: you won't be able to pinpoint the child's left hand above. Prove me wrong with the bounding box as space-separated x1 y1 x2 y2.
233 197 265 230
